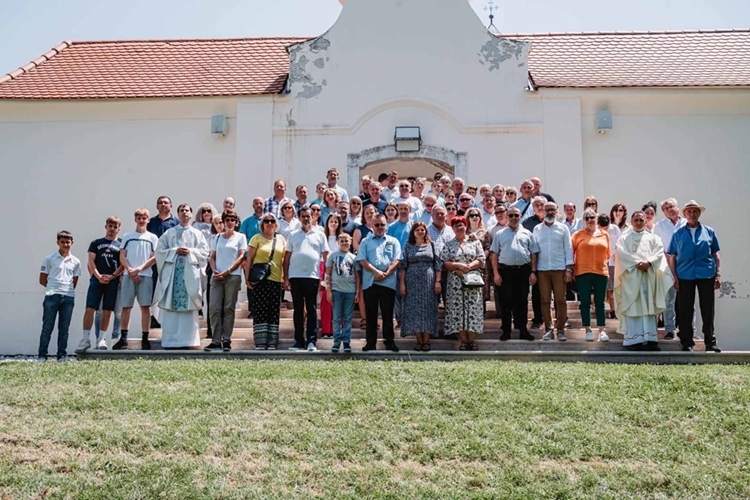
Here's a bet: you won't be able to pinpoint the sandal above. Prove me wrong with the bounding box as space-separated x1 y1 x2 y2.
422 343 431 352
359 319 367 329
458 343 467 351
468 342 479 351
414 343 423 352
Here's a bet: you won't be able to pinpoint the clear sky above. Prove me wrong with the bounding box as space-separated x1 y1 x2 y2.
1 0 747 75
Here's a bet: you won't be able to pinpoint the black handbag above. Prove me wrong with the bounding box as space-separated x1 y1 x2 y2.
248 235 277 285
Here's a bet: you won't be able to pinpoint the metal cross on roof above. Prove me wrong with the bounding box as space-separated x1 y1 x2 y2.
484 0 500 33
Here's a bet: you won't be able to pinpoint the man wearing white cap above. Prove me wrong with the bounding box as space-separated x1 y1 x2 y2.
666 200 722 352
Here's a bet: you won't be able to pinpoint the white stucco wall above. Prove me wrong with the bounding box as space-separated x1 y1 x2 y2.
0 98 240 354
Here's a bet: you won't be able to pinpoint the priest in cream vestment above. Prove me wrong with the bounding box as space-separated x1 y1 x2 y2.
614 211 673 350
154 204 209 348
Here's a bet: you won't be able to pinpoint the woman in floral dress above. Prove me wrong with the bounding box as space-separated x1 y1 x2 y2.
466 207 492 309
398 222 442 351
441 216 486 350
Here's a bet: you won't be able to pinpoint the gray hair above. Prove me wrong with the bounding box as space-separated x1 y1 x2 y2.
532 196 548 205
661 197 678 210
582 208 597 219
194 202 218 222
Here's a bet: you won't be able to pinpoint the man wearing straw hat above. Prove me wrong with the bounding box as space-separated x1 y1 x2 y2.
666 200 722 352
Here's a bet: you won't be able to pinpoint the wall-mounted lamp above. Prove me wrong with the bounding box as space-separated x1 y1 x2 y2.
596 109 612 134
395 126 422 152
211 115 228 137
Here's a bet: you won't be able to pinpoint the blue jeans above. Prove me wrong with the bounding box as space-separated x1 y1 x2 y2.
332 290 356 343
664 286 677 333
39 294 75 359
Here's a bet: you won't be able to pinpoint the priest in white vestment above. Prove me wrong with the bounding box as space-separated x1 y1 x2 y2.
154 204 210 348
614 211 673 350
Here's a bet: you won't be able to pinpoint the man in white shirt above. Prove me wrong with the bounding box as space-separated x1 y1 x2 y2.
382 171 400 201
283 206 330 352
480 196 497 229
116 209 158 350
326 168 349 202
533 202 574 341
38 231 81 361
392 180 422 213
653 197 686 338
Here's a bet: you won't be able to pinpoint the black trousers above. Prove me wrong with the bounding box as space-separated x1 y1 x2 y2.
290 278 319 345
246 288 253 315
205 264 213 338
363 285 396 347
531 282 542 324
677 278 716 348
499 264 531 334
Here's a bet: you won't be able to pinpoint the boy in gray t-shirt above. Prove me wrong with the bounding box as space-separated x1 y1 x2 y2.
325 233 360 353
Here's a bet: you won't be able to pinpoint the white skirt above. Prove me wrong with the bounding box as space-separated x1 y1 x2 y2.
160 310 200 348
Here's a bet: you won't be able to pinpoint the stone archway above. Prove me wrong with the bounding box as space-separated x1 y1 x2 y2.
346 144 468 195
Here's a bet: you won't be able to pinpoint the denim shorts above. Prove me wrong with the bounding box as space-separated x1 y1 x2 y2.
121 275 153 307
85 277 120 311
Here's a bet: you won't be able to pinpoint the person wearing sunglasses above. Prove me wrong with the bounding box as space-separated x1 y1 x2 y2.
466 208 492 311
355 213 402 352
246 213 287 350
572 208 611 342
491 206 539 341
278 200 301 240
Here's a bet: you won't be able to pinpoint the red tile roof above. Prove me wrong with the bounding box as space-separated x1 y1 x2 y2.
511 30 750 88
1 30 748 99
0 37 305 99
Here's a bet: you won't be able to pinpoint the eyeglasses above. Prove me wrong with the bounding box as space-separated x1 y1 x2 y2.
494 211 507 215
262 220 275 224
373 223 386 228
585 203 597 207
508 214 520 218
224 218 237 223
584 216 596 220
447 207 456 211
468 214 480 219
615 208 625 212
202 209 212 214
311 208 321 212
283 206 294 210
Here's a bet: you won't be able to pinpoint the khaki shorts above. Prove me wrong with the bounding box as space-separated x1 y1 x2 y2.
121 275 153 308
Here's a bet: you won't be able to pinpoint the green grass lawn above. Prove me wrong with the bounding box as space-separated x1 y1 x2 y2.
0 361 749 499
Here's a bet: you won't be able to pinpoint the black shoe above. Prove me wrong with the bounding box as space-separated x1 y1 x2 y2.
530 321 542 330
500 331 511 341
681 346 693 352
609 311 617 320
150 316 161 329
664 332 675 340
112 338 128 350
222 342 232 352
247 312 253 319
384 342 400 352
706 344 722 353
198 310 203 318
519 331 535 341
141 339 151 350
204 342 222 352
362 344 377 352
288 342 305 351
657 317 664 328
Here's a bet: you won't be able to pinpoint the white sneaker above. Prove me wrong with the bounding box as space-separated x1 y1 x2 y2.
307 342 318 352
97 339 108 350
599 331 610 342
585 330 595 341
542 330 555 341
74 338 91 354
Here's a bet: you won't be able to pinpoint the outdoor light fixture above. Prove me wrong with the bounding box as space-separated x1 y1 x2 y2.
211 115 228 136
596 109 612 134
394 126 422 152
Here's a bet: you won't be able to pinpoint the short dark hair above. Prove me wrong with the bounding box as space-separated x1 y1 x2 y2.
298 206 312 216
156 196 172 205
221 209 238 222
177 203 192 214
57 230 73 241
597 214 610 227
377 173 388 183
642 201 657 212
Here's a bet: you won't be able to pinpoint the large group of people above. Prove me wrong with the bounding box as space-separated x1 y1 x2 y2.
36 168 724 361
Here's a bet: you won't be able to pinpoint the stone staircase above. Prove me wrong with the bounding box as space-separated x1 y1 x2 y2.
99 299 702 352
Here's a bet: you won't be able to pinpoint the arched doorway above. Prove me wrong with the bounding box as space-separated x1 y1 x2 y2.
346 144 468 195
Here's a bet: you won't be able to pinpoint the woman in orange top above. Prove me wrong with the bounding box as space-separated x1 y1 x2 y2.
572 208 611 342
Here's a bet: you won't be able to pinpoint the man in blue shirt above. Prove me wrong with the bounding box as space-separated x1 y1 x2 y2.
667 200 722 352
388 202 413 326
146 196 178 328
356 213 402 352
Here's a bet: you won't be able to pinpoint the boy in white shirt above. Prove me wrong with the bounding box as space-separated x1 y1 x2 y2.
115 209 158 350
38 231 81 361
325 233 360 353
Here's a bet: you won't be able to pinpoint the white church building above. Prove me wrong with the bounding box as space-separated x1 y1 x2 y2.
1 0 749 354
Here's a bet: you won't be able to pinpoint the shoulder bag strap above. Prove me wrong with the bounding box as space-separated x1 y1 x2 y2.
268 236 277 264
